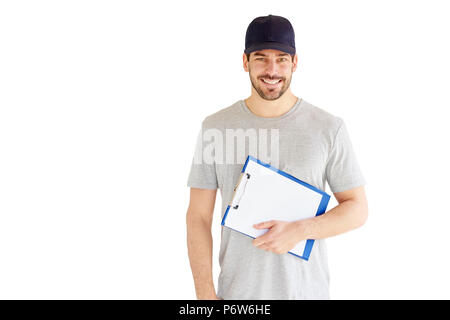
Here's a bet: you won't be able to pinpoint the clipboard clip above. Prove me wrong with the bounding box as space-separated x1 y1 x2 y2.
232 173 251 210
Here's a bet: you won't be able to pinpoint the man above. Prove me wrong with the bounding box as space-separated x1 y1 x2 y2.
186 14 368 300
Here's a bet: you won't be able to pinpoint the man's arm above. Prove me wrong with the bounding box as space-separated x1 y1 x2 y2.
186 187 219 299
253 186 368 254
300 185 368 239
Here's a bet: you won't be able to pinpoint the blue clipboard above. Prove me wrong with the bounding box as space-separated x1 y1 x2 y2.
221 155 330 260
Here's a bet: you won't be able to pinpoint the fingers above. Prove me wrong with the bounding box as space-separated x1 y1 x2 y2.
253 233 270 247
252 220 287 254
253 234 270 250
253 220 276 247
253 220 276 229
257 243 271 252
254 241 285 254
255 241 286 254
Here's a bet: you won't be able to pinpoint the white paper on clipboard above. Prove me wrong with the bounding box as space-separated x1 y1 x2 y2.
221 155 330 260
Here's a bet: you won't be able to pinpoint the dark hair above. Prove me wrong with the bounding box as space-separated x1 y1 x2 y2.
246 52 295 62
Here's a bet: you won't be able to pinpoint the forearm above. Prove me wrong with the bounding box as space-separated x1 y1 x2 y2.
186 214 217 299
299 198 368 240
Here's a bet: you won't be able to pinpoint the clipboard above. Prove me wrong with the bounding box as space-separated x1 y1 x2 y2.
221 155 330 260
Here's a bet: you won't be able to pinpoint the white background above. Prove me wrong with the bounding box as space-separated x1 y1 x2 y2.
1 0 449 299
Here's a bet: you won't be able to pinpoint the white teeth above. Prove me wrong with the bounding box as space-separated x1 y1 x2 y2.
262 78 281 84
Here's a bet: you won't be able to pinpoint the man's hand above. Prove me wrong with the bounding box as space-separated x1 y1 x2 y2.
252 186 368 255
198 293 223 300
252 220 308 254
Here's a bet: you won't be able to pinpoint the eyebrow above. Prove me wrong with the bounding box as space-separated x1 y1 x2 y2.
253 52 290 57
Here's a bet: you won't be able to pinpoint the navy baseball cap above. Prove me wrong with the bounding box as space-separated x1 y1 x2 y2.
244 14 296 56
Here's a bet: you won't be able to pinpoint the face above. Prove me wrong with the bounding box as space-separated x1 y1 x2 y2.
244 49 297 101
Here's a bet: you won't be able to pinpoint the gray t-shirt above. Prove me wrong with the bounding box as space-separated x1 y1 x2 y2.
187 97 366 299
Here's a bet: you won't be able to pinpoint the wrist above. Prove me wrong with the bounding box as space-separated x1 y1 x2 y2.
197 292 218 300
294 218 315 240
196 285 217 300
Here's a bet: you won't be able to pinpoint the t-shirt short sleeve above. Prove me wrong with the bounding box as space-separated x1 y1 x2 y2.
325 120 366 193
186 121 219 189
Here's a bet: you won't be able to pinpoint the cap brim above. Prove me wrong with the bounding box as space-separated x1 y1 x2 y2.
244 42 295 55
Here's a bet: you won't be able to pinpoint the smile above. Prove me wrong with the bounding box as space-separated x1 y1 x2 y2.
261 78 281 84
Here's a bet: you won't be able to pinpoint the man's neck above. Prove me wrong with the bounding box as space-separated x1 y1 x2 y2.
244 92 299 118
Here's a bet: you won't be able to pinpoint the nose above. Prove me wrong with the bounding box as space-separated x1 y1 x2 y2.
265 59 279 78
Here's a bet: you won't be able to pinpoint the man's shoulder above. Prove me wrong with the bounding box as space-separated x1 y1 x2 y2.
301 99 344 131
201 100 242 128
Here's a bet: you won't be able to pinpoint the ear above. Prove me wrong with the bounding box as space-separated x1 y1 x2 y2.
243 52 249 72
291 54 298 73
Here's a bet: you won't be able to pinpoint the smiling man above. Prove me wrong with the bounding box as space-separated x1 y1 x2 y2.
186 14 368 300
248 50 294 99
